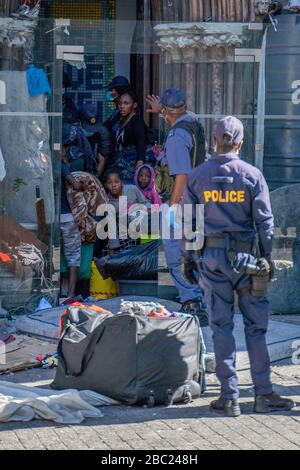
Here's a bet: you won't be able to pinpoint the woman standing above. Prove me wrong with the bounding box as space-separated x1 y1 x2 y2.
112 91 147 183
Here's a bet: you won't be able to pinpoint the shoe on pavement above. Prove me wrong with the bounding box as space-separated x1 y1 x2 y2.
254 392 295 413
179 298 209 327
210 396 241 418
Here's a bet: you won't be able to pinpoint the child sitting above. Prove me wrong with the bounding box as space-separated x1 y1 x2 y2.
134 164 162 206
94 168 151 278
104 167 151 213
103 168 151 251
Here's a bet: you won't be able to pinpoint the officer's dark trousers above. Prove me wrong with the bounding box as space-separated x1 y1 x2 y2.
200 247 273 400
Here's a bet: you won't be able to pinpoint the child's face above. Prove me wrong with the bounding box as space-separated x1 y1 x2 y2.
105 174 123 197
138 168 151 189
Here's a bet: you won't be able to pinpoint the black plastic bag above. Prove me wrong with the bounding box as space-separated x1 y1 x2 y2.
105 240 159 280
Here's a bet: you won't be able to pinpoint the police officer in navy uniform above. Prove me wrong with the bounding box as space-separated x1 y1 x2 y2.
183 116 295 416
153 89 208 326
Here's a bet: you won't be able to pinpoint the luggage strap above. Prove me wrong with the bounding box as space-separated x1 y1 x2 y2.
205 236 253 253
58 319 106 377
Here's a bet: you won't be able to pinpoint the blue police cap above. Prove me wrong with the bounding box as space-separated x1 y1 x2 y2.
108 75 130 90
161 88 186 109
214 116 244 145
79 103 103 133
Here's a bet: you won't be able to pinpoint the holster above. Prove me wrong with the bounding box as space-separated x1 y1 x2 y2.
250 272 269 297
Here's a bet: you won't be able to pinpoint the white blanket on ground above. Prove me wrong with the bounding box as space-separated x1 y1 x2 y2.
0 381 119 424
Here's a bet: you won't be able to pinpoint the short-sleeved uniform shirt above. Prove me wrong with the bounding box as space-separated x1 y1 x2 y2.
159 114 194 176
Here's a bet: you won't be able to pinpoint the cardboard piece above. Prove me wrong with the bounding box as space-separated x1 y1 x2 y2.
0 214 48 254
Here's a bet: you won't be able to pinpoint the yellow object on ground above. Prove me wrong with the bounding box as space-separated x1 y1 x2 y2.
90 261 119 300
140 235 160 244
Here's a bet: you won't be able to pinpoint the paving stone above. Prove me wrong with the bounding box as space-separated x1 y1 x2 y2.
0 360 299 450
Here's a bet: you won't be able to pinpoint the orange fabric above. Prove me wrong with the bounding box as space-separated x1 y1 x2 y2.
58 303 112 336
0 252 11 263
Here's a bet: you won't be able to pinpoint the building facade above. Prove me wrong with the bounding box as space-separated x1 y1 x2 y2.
0 0 299 314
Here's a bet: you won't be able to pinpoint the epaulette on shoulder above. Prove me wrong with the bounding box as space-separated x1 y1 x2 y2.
168 129 176 138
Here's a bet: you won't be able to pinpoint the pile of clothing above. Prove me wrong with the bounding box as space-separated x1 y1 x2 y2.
36 352 58 369
119 300 190 319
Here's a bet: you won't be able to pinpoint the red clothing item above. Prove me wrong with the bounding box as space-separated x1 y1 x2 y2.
0 252 11 264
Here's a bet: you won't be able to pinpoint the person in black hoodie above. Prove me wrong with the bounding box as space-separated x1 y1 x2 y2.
111 90 147 183
104 75 131 134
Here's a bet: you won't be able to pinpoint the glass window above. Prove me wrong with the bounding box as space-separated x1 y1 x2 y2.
0 18 62 315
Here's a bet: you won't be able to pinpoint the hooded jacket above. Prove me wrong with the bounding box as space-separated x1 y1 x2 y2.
134 164 162 206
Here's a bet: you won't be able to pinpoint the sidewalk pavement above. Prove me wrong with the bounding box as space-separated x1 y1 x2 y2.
0 360 299 450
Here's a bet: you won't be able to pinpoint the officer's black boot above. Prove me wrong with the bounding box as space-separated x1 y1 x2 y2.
254 392 295 413
179 298 209 327
210 396 241 418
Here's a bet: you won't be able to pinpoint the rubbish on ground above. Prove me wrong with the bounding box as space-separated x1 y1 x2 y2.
36 352 58 369
0 335 56 375
0 334 15 345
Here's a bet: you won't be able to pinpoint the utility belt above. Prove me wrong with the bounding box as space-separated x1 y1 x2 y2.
204 236 271 298
204 236 253 254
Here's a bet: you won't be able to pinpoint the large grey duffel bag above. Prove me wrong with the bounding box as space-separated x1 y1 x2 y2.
52 306 204 405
